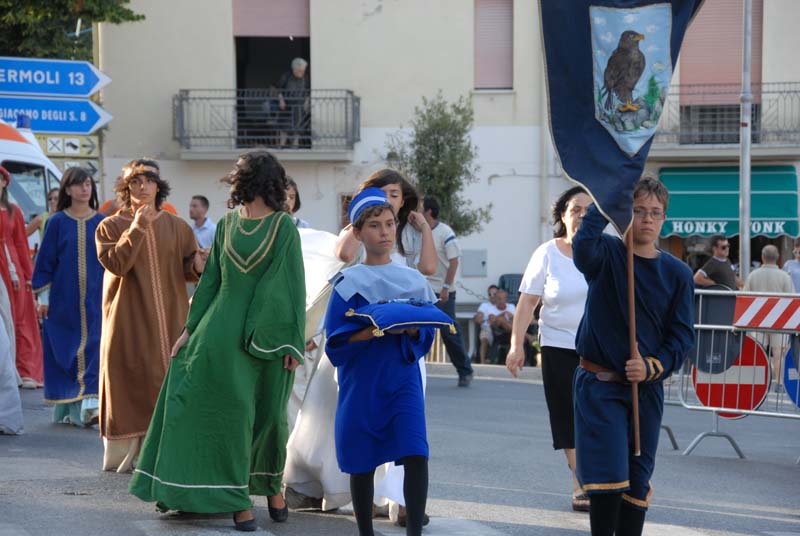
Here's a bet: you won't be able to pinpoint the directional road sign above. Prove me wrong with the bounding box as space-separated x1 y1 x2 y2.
0 95 111 135
0 56 111 98
35 134 99 157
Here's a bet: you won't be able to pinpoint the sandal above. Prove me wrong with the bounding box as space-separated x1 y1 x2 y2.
572 493 590 512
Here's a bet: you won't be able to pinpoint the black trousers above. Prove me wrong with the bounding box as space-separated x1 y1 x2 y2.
435 292 473 378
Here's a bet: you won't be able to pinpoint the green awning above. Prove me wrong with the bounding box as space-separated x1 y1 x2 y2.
660 166 798 238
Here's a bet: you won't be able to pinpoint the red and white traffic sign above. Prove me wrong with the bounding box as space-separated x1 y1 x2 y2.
692 335 771 419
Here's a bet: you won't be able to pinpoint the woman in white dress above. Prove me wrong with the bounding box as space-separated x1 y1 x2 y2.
0 254 22 435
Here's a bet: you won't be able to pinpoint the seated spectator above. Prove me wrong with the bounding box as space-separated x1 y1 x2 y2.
473 285 499 364
489 290 516 362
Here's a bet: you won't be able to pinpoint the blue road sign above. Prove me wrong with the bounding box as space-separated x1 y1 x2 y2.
0 56 111 98
784 347 800 408
0 95 112 134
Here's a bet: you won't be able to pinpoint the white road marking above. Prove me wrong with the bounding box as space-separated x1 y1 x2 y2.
135 520 275 535
0 522 33 536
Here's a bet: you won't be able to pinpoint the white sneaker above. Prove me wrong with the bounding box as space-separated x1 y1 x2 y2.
20 378 38 389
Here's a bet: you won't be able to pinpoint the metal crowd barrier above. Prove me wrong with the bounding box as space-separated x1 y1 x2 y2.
669 289 800 463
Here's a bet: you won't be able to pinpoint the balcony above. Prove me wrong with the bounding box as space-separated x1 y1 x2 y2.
651 82 800 160
173 89 360 161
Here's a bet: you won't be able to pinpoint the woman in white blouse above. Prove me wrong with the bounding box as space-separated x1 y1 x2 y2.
506 186 591 512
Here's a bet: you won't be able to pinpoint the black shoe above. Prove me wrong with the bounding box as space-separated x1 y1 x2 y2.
232 513 257 532
457 373 473 387
396 511 430 527
268 504 289 523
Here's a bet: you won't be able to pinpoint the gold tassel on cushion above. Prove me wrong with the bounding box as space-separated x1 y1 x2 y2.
449 324 457 334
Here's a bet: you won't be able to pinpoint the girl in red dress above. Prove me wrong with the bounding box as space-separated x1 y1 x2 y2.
0 166 43 387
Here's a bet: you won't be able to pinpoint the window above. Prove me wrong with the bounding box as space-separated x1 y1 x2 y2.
678 0 763 144
678 104 761 145
474 0 513 90
680 0 763 93
2 160 47 219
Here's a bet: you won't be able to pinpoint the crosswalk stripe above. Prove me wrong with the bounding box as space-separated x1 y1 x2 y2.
349 517 507 536
0 522 33 536
135 520 275 535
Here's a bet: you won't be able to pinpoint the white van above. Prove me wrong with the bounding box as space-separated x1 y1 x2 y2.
0 120 61 235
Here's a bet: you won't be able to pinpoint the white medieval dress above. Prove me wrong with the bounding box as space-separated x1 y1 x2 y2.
0 247 22 435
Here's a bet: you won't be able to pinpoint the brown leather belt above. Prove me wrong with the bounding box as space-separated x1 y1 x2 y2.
579 358 629 385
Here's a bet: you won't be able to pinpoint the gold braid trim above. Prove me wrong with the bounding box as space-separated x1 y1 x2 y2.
75 219 88 398
345 308 456 337
582 480 630 492
224 213 285 274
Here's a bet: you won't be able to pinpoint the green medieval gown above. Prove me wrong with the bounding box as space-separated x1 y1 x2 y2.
129 210 305 513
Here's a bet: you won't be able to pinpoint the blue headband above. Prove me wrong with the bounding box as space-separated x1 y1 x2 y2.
349 187 389 223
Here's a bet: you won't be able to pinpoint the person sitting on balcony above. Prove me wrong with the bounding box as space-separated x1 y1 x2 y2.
278 58 310 149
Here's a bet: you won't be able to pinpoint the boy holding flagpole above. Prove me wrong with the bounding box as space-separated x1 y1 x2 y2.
571 176 694 536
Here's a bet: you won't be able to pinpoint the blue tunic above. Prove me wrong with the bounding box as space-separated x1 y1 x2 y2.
32 211 104 404
325 262 435 475
572 204 694 510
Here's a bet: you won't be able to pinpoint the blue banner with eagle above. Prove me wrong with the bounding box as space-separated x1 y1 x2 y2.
540 0 704 232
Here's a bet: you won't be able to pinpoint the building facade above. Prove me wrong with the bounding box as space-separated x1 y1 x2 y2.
96 0 800 302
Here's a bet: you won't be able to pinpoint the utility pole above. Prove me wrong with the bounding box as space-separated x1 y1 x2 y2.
739 0 753 280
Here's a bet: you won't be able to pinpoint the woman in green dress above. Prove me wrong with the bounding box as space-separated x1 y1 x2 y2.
129 151 306 532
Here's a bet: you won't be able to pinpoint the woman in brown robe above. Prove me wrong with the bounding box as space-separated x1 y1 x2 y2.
95 158 206 472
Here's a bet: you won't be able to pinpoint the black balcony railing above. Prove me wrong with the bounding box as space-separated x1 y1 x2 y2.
654 83 800 146
173 89 360 151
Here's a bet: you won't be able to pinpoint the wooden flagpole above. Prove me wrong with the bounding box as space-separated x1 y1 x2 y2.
627 229 641 457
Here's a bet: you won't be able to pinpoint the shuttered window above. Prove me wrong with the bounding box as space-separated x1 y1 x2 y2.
680 0 763 104
474 0 513 89
232 0 310 38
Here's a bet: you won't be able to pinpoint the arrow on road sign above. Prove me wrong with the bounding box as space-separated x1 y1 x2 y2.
81 136 96 155
85 160 99 176
0 95 112 135
0 56 111 98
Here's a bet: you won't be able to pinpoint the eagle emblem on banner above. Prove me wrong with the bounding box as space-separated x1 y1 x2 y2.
591 4 672 157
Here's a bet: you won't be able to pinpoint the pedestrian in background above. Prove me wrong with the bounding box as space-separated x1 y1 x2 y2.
745 244 794 389
32 168 104 427
95 158 205 473
189 194 216 250
782 238 800 293
506 186 591 511
287 177 311 228
422 195 474 386
693 235 742 289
